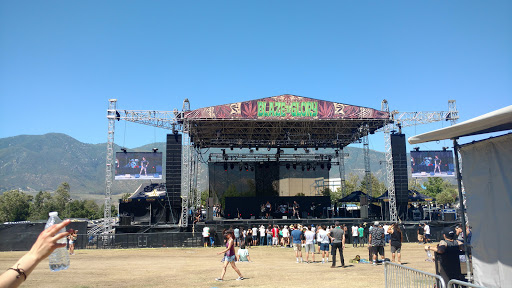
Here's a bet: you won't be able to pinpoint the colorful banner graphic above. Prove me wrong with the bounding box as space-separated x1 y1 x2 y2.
184 94 389 120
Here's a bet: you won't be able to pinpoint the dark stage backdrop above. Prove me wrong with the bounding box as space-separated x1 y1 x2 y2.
208 161 329 210
224 196 330 219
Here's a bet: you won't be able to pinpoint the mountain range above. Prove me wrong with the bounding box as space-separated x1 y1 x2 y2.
0 133 388 196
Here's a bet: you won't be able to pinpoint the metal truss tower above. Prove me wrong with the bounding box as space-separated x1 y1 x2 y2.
180 99 192 227
103 99 117 235
382 100 459 222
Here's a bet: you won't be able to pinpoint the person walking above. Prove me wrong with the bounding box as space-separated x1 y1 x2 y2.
328 221 345 268
424 223 431 243
369 222 385 265
291 224 303 263
388 223 403 264
216 229 244 281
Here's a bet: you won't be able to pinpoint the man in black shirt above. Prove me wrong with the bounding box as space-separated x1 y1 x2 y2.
425 227 464 285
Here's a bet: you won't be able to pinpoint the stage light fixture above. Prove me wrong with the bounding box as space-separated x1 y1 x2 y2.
442 147 448 151
294 145 298 151
244 163 249 171
230 144 234 151
286 163 290 170
224 163 228 171
250 166 254 172
230 163 234 170
320 163 325 169
307 164 311 171
293 163 297 170
121 148 127 153
335 150 339 157
222 149 226 155
239 164 243 171
267 146 271 151
302 165 305 171
414 147 420 152
152 148 158 152
327 162 332 171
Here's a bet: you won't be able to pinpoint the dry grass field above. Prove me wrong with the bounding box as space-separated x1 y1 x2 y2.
0 243 437 288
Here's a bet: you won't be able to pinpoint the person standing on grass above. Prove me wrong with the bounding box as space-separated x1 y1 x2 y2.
291 224 303 263
388 223 403 264
328 221 345 268
272 225 279 247
304 226 315 263
259 225 266 246
252 226 258 246
216 229 244 281
203 225 210 248
369 222 385 266
282 225 290 247
351 224 359 247
383 223 390 246
424 223 431 243
234 226 240 247
358 224 365 247
318 225 330 264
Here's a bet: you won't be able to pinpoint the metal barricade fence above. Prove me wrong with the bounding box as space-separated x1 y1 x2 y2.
385 261 446 288
447 280 487 288
79 232 204 249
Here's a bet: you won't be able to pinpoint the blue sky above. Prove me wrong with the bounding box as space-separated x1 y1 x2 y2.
1 1 510 152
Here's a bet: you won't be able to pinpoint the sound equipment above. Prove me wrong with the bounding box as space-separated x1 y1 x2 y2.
360 195 368 205
391 133 409 219
166 134 182 223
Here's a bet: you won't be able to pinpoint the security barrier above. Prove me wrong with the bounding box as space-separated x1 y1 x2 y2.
447 279 487 288
385 261 446 288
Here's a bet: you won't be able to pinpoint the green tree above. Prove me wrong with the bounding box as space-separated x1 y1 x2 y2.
121 193 131 200
221 184 238 208
68 200 102 219
0 190 33 222
321 188 332 197
331 187 343 204
436 189 458 205
201 190 209 206
423 177 444 197
29 191 54 221
344 173 360 195
358 173 386 198
52 182 71 217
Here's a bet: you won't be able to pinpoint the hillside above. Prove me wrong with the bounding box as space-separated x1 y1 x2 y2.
0 133 388 195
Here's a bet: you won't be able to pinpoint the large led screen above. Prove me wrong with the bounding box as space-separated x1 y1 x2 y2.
115 152 163 180
410 150 455 177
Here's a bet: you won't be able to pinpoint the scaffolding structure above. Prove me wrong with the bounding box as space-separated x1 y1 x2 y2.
102 96 459 232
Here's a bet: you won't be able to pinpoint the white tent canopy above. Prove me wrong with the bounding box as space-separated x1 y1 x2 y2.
407 105 512 287
408 105 512 144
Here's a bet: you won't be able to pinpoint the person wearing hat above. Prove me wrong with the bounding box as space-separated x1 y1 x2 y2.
369 221 385 265
425 227 464 284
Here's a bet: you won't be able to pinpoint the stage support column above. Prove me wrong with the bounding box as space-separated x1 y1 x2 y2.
363 124 371 218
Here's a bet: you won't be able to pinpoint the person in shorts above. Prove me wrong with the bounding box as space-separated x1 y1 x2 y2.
318 225 330 264
304 226 315 263
216 229 244 281
369 221 385 265
202 226 210 248
388 223 403 264
290 224 303 263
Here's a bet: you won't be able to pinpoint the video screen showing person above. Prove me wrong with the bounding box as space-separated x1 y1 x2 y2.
410 150 455 177
115 152 163 180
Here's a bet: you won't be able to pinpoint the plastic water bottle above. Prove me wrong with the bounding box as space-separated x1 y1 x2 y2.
45 212 70 271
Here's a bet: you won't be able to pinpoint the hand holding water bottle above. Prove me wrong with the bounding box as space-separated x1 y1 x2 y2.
0 219 70 288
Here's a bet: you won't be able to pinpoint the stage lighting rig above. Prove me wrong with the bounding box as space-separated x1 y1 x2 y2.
121 148 127 153
152 148 158 152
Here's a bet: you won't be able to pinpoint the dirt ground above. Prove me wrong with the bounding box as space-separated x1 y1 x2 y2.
0 242 437 288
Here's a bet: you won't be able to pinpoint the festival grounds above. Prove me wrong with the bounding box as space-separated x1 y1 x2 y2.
0 243 436 288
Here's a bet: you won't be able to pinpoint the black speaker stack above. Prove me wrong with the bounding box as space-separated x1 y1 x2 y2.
391 133 409 220
166 133 182 223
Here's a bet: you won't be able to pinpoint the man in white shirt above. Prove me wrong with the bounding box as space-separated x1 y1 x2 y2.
318 225 330 263
304 226 316 263
383 223 390 246
424 223 431 243
351 225 359 247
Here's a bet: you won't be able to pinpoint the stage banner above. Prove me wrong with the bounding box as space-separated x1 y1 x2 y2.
184 94 389 120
